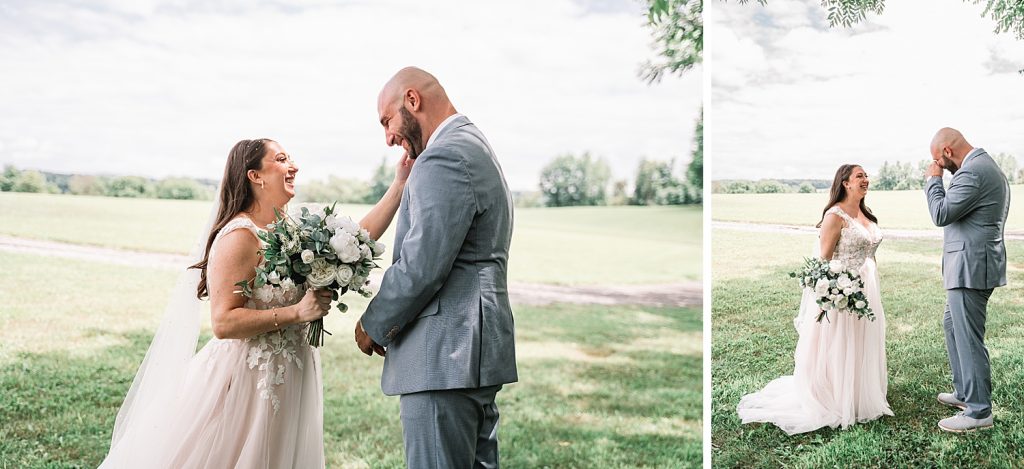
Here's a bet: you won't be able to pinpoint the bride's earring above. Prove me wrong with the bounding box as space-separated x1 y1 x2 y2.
260 180 265 190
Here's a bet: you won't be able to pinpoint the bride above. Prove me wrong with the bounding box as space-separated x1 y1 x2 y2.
736 164 893 435
100 139 410 468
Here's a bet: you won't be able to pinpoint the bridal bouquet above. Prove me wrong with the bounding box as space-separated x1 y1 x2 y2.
789 257 874 323
235 203 385 346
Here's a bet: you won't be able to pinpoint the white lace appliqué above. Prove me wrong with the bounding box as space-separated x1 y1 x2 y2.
828 207 882 271
245 325 306 413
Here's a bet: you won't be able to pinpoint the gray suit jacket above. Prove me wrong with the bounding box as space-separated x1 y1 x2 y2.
926 148 1010 290
360 116 518 396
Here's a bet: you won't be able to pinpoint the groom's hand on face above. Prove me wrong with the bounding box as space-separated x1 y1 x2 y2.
927 162 944 178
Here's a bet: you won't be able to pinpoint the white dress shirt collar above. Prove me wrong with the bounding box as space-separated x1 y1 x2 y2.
426 113 464 150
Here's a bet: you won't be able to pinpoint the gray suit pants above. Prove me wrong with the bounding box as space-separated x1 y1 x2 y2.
944 288 994 419
399 385 502 469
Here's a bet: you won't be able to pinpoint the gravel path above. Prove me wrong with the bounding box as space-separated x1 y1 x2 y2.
0 235 700 307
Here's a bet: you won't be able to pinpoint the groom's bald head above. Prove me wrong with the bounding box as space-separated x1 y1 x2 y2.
930 127 973 172
377 67 458 159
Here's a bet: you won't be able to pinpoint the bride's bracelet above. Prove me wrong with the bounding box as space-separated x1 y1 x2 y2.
272 310 280 329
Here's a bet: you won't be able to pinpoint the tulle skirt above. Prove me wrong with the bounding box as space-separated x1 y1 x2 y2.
100 331 325 468
736 258 893 435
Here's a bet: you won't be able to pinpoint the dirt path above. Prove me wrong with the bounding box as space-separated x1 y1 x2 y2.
0 235 700 308
713 221 1024 241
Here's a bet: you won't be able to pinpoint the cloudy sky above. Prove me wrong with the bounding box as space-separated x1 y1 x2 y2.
0 0 700 191
710 0 1024 181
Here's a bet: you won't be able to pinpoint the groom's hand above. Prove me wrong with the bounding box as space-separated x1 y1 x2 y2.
927 162 944 178
355 320 386 357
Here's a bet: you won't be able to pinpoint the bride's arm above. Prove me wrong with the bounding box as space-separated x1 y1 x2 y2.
207 230 330 339
360 153 414 240
818 213 843 260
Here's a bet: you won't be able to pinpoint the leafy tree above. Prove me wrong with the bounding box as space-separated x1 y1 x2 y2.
722 180 754 193
106 176 152 198
687 109 703 189
297 176 371 204
12 170 53 193
633 158 687 205
0 165 18 191
609 179 631 206
155 177 209 200
799 182 816 193
994 152 1020 183
755 179 789 193
68 175 107 195
364 158 396 204
736 0 1024 40
642 0 702 83
538 153 611 207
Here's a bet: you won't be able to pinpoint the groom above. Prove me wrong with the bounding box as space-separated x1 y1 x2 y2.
355 67 518 467
925 127 1010 433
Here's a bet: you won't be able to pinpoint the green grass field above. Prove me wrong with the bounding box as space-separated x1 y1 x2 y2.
0 251 701 468
711 185 1024 231
711 228 1024 467
0 192 700 468
0 192 700 284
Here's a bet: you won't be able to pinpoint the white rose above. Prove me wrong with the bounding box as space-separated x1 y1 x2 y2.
331 232 361 263
843 287 854 296
828 259 844 274
331 216 360 235
855 300 867 309
836 274 853 289
358 228 370 242
335 264 354 284
301 249 315 264
349 275 366 290
280 277 296 292
360 245 372 260
254 285 275 303
306 259 337 288
267 271 280 285
814 278 830 296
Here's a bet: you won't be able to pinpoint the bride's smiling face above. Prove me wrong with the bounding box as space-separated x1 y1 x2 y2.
843 166 869 198
250 141 298 201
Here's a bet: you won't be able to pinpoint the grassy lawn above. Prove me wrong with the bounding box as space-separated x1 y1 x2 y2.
711 228 1024 467
711 185 1024 231
0 192 700 284
0 252 701 468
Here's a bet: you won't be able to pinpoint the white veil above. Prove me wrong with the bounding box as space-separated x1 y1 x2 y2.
99 193 221 467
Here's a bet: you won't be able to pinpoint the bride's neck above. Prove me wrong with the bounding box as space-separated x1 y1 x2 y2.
838 198 861 216
243 201 284 228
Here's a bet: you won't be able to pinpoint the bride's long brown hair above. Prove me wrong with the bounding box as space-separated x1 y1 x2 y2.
816 164 878 228
189 138 273 299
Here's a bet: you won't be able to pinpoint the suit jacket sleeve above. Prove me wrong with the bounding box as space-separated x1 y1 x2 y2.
359 146 476 346
926 169 982 228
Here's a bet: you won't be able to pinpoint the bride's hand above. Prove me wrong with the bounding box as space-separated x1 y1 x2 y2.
394 151 415 185
292 289 332 323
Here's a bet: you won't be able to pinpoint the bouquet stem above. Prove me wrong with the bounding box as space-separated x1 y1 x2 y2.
306 319 332 347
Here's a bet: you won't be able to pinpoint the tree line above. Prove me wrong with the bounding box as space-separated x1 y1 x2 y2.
0 165 218 200
713 153 1022 194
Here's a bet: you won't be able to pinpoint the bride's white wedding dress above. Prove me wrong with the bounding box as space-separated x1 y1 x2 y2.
736 206 893 435
101 216 325 468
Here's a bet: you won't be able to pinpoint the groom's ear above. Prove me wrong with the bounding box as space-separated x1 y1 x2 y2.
404 89 422 112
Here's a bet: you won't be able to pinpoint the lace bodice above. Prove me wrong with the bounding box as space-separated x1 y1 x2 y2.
209 216 308 412
824 206 882 272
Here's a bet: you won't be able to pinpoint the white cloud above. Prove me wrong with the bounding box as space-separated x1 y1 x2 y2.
711 0 1024 180
0 0 700 191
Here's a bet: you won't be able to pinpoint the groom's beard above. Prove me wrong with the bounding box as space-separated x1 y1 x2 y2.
941 156 958 174
398 106 424 159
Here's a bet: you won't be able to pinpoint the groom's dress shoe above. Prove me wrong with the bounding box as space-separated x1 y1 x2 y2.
937 392 967 410
937 412 993 433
